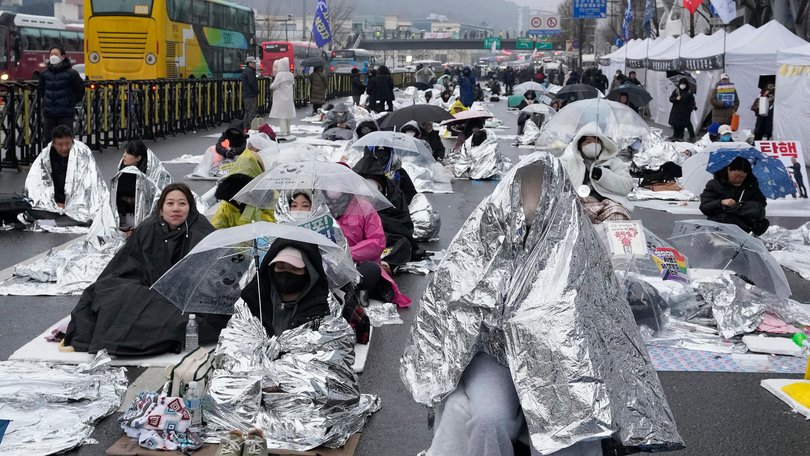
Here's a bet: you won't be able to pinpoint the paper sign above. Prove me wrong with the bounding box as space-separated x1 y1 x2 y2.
756 141 806 195
605 220 647 256
715 83 737 107
652 247 689 282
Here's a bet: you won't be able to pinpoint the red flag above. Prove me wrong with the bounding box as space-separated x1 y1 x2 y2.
683 0 702 14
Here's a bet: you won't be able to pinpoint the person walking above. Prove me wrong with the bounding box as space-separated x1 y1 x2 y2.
269 57 295 137
669 77 697 141
39 47 85 145
709 73 739 126
367 65 394 112
350 68 365 106
309 65 329 114
791 157 808 198
240 56 259 131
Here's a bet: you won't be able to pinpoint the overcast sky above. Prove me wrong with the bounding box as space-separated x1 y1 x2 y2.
511 0 561 12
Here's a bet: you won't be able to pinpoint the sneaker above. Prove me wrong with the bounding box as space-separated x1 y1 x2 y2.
16 211 34 225
241 429 268 456
215 430 244 456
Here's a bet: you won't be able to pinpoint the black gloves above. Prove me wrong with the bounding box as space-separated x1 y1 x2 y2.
591 166 603 181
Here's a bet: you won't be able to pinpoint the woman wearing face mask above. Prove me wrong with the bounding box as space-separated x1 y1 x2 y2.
668 77 697 141
64 184 228 355
559 122 634 223
715 124 734 143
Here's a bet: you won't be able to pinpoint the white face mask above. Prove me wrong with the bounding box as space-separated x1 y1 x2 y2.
290 211 311 221
49 55 62 65
581 142 602 159
679 84 687 90
405 130 416 137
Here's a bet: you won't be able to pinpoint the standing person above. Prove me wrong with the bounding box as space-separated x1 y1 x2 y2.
625 70 642 86
503 67 515 95
709 73 739 126
350 68 365 107
751 84 775 141
309 65 329 114
593 68 609 93
39 47 85 144
791 157 808 198
669 77 697 141
368 65 395 112
610 69 625 90
269 57 295 137
365 69 378 111
240 56 259 131
458 66 476 108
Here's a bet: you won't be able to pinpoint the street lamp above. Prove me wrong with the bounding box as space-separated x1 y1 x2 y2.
286 14 292 41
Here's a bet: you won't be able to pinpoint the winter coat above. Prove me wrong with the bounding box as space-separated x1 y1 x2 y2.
39 58 84 119
241 239 331 338
350 72 365 96
709 83 739 125
459 72 476 107
559 122 634 209
215 126 248 159
64 206 228 355
212 150 274 228
309 69 329 104
367 73 395 101
699 169 767 233
241 65 259 99
751 96 774 139
269 57 295 120
335 197 411 307
424 129 446 161
668 88 696 128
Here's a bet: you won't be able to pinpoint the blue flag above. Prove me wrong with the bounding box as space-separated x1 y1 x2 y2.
311 0 332 48
0 419 10 445
642 0 656 38
622 0 634 41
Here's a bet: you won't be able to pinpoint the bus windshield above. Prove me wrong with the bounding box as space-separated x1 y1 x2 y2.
91 0 153 15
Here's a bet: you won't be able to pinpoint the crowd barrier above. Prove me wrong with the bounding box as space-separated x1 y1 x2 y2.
0 71 414 169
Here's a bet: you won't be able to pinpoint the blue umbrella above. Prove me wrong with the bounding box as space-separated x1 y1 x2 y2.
706 147 794 199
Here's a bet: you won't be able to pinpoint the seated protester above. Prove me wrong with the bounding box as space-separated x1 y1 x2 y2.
515 89 538 110
618 92 638 113
113 139 172 231
212 149 274 229
559 122 634 224
549 99 561 111
215 121 248 159
450 129 504 180
400 120 422 138
358 145 417 205
355 119 380 140
64 184 228 355
23 124 108 227
401 153 682 456
322 102 357 141
716 124 734 142
324 190 411 307
430 90 453 109
448 99 467 115
699 156 769 235
452 118 485 151
420 121 446 162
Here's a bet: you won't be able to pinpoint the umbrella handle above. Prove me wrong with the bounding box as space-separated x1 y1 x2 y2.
254 238 263 325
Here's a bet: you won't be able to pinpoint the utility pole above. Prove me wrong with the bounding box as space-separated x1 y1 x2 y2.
578 20 584 70
302 0 307 40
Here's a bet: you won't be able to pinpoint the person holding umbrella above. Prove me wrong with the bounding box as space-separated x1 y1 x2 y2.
699 156 769 235
669 77 697 141
617 92 638 113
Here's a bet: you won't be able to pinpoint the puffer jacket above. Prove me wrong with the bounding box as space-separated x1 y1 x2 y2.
39 58 85 118
699 168 767 233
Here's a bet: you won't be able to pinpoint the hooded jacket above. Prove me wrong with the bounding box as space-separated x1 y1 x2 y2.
559 122 634 209
699 166 767 232
212 150 275 229
459 67 476 107
39 57 84 118
241 239 331 338
216 123 248 159
269 57 296 120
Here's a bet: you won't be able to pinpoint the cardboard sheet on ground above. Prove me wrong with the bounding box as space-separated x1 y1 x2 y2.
632 199 810 217
761 379 810 419
106 433 361 456
10 316 372 373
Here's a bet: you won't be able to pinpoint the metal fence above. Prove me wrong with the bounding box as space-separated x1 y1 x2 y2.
0 71 414 170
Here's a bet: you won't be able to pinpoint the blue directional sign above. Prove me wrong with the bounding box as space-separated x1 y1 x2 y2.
573 0 607 19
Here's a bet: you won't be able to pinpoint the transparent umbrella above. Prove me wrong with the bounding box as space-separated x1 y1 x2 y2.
535 98 652 151
514 81 547 94
232 160 393 211
669 219 791 298
151 222 358 317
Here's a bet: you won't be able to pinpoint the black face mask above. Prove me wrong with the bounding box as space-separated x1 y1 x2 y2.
273 271 309 294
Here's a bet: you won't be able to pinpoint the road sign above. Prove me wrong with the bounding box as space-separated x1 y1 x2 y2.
526 15 561 36
484 37 502 50
535 41 553 50
566 40 574 52
516 37 533 50
573 0 607 18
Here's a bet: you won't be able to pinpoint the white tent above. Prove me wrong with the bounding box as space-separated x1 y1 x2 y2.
774 43 810 165
676 31 729 129
644 35 692 126
726 21 808 131
602 39 643 81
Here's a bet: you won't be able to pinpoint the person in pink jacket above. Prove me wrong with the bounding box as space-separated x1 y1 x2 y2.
326 191 411 307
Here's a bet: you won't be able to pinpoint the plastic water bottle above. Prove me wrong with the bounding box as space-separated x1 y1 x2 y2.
185 314 199 352
792 333 810 380
184 381 202 429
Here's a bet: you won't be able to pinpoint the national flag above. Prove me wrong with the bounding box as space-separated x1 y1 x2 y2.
643 0 657 38
683 0 702 15
622 0 634 41
311 0 332 48
709 0 737 23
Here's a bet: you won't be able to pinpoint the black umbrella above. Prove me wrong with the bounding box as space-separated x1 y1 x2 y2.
301 57 326 67
378 104 454 130
554 84 600 102
667 74 697 93
607 85 653 107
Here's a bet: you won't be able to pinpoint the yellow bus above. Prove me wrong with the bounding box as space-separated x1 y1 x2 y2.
84 0 256 80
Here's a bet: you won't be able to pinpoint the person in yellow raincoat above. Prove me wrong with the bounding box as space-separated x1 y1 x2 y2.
448 99 468 115
211 150 275 228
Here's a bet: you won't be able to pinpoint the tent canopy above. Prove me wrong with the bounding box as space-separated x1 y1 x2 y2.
726 20 807 64
777 42 810 64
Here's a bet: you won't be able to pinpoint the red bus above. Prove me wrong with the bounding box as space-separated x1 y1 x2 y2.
0 12 84 81
259 40 323 76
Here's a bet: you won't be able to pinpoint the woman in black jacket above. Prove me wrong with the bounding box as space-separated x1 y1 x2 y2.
367 66 395 112
699 157 769 235
669 77 697 141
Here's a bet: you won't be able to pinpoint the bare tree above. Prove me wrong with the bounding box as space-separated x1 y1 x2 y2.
326 0 355 49
256 5 284 42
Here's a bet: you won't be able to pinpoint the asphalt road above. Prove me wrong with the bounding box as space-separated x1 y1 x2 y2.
1 98 809 456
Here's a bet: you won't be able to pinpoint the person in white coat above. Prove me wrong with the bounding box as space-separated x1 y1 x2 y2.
558 122 634 223
269 57 296 136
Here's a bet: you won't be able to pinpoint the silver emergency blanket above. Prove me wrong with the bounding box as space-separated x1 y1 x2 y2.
0 351 127 455
409 194 441 242
631 137 696 170
365 301 404 326
760 222 810 280
692 274 770 339
400 152 683 454
447 129 506 180
399 250 446 275
110 149 173 227
516 118 541 146
204 300 380 451
24 139 109 223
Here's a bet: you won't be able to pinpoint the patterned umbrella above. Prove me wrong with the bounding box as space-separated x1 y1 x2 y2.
706 147 794 199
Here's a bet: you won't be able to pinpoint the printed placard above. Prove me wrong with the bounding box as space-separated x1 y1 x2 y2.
652 247 689 282
756 141 807 196
715 83 737 107
605 220 647 257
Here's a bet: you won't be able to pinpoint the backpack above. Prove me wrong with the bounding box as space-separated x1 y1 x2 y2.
164 347 214 397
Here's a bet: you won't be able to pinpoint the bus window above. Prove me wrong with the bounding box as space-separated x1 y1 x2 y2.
192 1 208 26
91 0 153 15
41 29 62 51
167 0 191 23
237 10 253 33
20 28 42 50
209 3 225 29
60 31 81 51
